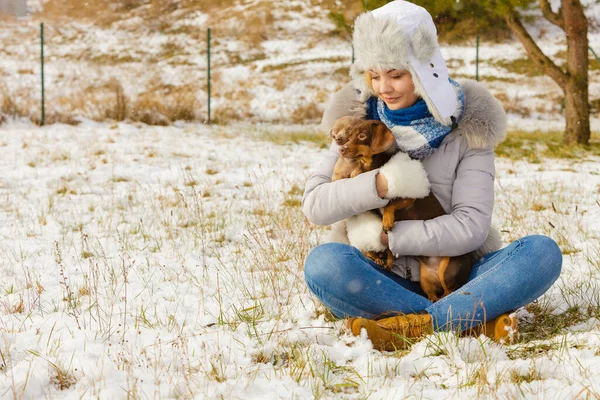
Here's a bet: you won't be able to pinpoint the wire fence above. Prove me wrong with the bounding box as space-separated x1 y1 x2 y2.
3 20 600 127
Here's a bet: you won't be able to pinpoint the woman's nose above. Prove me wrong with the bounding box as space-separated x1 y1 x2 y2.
379 77 392 93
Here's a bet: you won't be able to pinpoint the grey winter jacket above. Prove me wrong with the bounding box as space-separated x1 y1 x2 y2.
302 79 507 281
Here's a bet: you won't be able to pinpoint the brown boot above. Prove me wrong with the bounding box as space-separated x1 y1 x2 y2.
346 314 433 351
462 313 518 343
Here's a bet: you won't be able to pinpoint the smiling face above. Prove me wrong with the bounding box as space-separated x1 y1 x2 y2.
369 69 419 110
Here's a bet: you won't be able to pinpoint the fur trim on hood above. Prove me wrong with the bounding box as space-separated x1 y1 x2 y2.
321 79 506 149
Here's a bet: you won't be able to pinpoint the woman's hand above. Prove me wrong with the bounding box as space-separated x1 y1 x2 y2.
376 172 388 198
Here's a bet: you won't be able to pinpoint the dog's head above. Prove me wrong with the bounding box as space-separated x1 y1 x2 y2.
330 118 396 158
329 116 361 146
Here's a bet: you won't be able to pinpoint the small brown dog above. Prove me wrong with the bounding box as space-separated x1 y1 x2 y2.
330 116 474 302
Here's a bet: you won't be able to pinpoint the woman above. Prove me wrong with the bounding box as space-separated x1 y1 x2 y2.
302 0 562 351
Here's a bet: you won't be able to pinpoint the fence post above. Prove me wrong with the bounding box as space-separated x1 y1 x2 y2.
475 35 479 82
207 28 211 124
590 46 600 64
40 22 45 126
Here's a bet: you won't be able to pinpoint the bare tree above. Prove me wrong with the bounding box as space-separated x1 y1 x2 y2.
504 0 590 145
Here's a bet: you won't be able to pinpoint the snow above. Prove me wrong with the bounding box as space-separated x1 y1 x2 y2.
0 0 600 397
0 117 597 398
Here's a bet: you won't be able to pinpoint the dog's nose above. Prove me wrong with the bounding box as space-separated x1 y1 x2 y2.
335 136 344 145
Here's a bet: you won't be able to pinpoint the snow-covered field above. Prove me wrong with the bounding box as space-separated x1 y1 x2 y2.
1 0 600 398
0 119 600 398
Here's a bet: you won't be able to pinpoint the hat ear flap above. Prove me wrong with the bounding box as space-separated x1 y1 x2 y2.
410 23 437 62
370 122 396 154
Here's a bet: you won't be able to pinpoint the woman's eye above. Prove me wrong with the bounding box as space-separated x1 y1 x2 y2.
371 76 380 80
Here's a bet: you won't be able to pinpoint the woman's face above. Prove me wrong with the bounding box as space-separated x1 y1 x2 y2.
370 69 418 110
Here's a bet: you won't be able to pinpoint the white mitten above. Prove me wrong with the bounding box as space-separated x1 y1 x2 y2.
324 220 351 244
379 152 430 199
346 212 386 252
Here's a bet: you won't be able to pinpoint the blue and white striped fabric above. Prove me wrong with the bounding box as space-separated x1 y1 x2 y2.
367 79 464 160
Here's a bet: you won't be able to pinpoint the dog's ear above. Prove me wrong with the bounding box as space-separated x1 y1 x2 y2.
369 122 396 154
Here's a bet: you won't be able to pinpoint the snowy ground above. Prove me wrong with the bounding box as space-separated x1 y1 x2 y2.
1 0 600 398
1 119 600 398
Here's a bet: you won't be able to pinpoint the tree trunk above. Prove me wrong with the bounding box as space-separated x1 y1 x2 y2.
505 0 590 145
562 0 589 145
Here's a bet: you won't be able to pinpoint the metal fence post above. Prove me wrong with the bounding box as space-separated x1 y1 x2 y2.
475 35 479 82
207 28 211 124
590 46 600 64
40 22 45 126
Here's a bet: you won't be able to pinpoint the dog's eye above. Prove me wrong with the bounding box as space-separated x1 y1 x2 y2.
358 133 367 140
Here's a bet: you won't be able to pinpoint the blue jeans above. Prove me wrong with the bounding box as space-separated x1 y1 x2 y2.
304 235 562 331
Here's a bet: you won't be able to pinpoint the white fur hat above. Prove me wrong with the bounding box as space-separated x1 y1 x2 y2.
351 1 458 125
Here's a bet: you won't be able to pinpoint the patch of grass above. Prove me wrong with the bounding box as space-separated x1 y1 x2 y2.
445 58 466 70
495 130 600 162
287 184 303 196
110 176 129 183
81 251 93 259
281 199 301 207
506 342 557 361
90 54 138 64
159 41 185 59
530 203 547 212
591 98 600 114
480 75 517 83
493 93 533 118
290 103 323 124
262 57 348 73
334 66 349 76
518 303 586 343
509 365 542 384
131 83 198 125
491 58 544 77
260 130 330 148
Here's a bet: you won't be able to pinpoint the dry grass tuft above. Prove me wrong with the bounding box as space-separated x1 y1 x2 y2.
0 89 34 121
0 77 200 126
211 3 275 47
212 103 252 124
104 78 128 122
41 0 120 24
494 92 532 118
290 103 323 124
131 83 199 125
518 303 587 342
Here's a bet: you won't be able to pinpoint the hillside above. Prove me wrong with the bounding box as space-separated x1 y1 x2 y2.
0 0 599 129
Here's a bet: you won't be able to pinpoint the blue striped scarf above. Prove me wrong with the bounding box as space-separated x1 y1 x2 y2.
365 79 464 159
